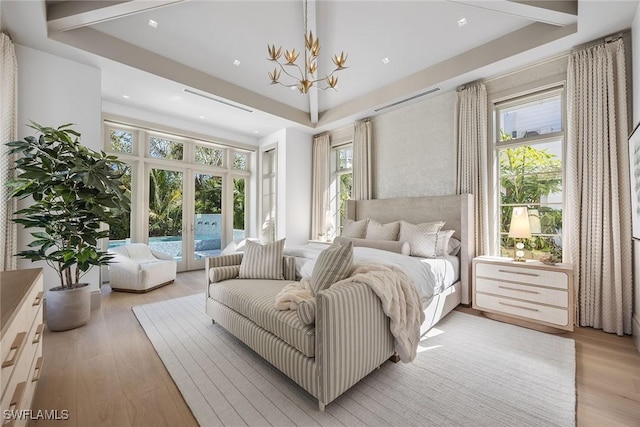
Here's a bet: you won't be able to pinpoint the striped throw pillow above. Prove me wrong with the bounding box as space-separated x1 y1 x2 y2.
238 238 285 280
310 240 353 294
399 220 446 258
365 219 400 240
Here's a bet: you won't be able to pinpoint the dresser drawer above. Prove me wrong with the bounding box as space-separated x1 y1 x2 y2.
475 293 569 327
475 262 568 290
475 277 569 307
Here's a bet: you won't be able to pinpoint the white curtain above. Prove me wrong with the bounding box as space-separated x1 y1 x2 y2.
311 134 330 239
456 83 489 256
352 119 372 200
566 39 632 336
0 32 18 271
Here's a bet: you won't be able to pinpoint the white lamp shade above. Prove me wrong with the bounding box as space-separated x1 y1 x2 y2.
508 207 532 238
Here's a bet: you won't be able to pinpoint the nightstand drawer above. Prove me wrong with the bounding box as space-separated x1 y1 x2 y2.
475 278 568 307
475 262 568 290
475 293 569 326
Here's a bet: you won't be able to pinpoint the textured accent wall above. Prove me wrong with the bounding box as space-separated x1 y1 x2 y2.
372 91 456 199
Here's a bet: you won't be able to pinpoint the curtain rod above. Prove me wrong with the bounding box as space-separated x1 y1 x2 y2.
457 30 629 90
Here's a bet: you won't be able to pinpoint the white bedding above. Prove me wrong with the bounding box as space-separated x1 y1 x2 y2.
284 244 459 302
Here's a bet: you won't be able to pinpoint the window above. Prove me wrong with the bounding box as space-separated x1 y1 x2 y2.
333 144 353 237
233 152 248 170
109 129 133 154
261 148 277 242
195 145 223 166
149 136 183 160
103 119 253 268
495 88 564 260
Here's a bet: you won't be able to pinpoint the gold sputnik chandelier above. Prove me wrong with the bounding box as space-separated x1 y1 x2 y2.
267 0 348 94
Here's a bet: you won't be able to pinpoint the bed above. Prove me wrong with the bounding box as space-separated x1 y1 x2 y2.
287 194 474 334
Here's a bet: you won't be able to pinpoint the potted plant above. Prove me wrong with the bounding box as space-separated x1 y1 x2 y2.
6 123 130 331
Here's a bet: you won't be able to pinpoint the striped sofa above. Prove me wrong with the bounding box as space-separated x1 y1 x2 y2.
205 253 395 411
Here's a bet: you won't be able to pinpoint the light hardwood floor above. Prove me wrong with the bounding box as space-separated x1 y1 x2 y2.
28 272 640 427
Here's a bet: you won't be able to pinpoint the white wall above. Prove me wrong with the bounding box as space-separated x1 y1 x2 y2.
631 2 640 351
372 91 457 199
15 44 102 292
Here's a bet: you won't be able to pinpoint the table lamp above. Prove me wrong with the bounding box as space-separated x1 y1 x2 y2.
508 207 531 262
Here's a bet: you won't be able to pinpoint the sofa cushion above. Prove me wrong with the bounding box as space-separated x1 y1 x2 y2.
209 279 315 357
239 239 285 280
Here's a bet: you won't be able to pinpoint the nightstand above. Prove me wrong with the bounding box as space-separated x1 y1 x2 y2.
472 256 574 332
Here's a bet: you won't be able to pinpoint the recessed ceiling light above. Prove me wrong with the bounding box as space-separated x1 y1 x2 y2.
122 95 130 99
382 57 390 64
148 19 158 28
458 17 467 27
199 115 205 119
233 59 241 66
253 130 259 134
290 86 297 91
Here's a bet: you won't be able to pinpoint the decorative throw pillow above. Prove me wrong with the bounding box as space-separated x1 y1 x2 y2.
435 230 456 256
297 298 316 325
365 219 400 240
399 220 446 258
238 238 285 280
341 218 369 238
310 240 353 294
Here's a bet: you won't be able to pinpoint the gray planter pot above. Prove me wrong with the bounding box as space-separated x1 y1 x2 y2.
45 284 91 332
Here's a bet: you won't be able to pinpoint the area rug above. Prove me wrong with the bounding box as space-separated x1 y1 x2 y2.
132 293 576 427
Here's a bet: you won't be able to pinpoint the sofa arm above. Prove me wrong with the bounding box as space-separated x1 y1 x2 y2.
315 282 394 407
150 249 174 261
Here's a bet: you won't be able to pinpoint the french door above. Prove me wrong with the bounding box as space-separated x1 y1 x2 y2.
145 165 224 271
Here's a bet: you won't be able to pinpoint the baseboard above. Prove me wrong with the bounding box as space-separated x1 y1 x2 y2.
633 314 640 355
91 290 101 310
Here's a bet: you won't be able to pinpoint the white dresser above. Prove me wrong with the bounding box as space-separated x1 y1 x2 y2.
472 256 574 332
1 269 44 427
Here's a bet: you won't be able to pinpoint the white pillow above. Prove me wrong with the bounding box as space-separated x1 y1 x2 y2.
341 218 369 238
435 230 456 256
365 220 400 240
448 237 462 256
399 220 446 258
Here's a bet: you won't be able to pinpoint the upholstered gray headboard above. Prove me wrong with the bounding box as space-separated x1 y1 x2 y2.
346 194 475 305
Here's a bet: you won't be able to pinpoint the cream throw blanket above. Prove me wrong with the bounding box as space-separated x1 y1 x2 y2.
275 263 425 362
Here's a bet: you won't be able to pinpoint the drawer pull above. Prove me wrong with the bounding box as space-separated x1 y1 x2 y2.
5 381 26 427
498 285 540 294
499 301 540 312
498 269 540 277
32 291 44 306
2 332 27 368
32 357 43 382
33 323 44 344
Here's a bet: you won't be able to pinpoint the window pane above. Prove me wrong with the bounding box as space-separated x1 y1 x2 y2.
148 168 183 261
498 95 561 141
338 147 353 170
194 174 222 259
498 141 563 260
108 164 131 248
110 130 132 154
233 178 246 240
149 137 184 160
233 152 248 170
338 173 352 231
196 145 223 166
